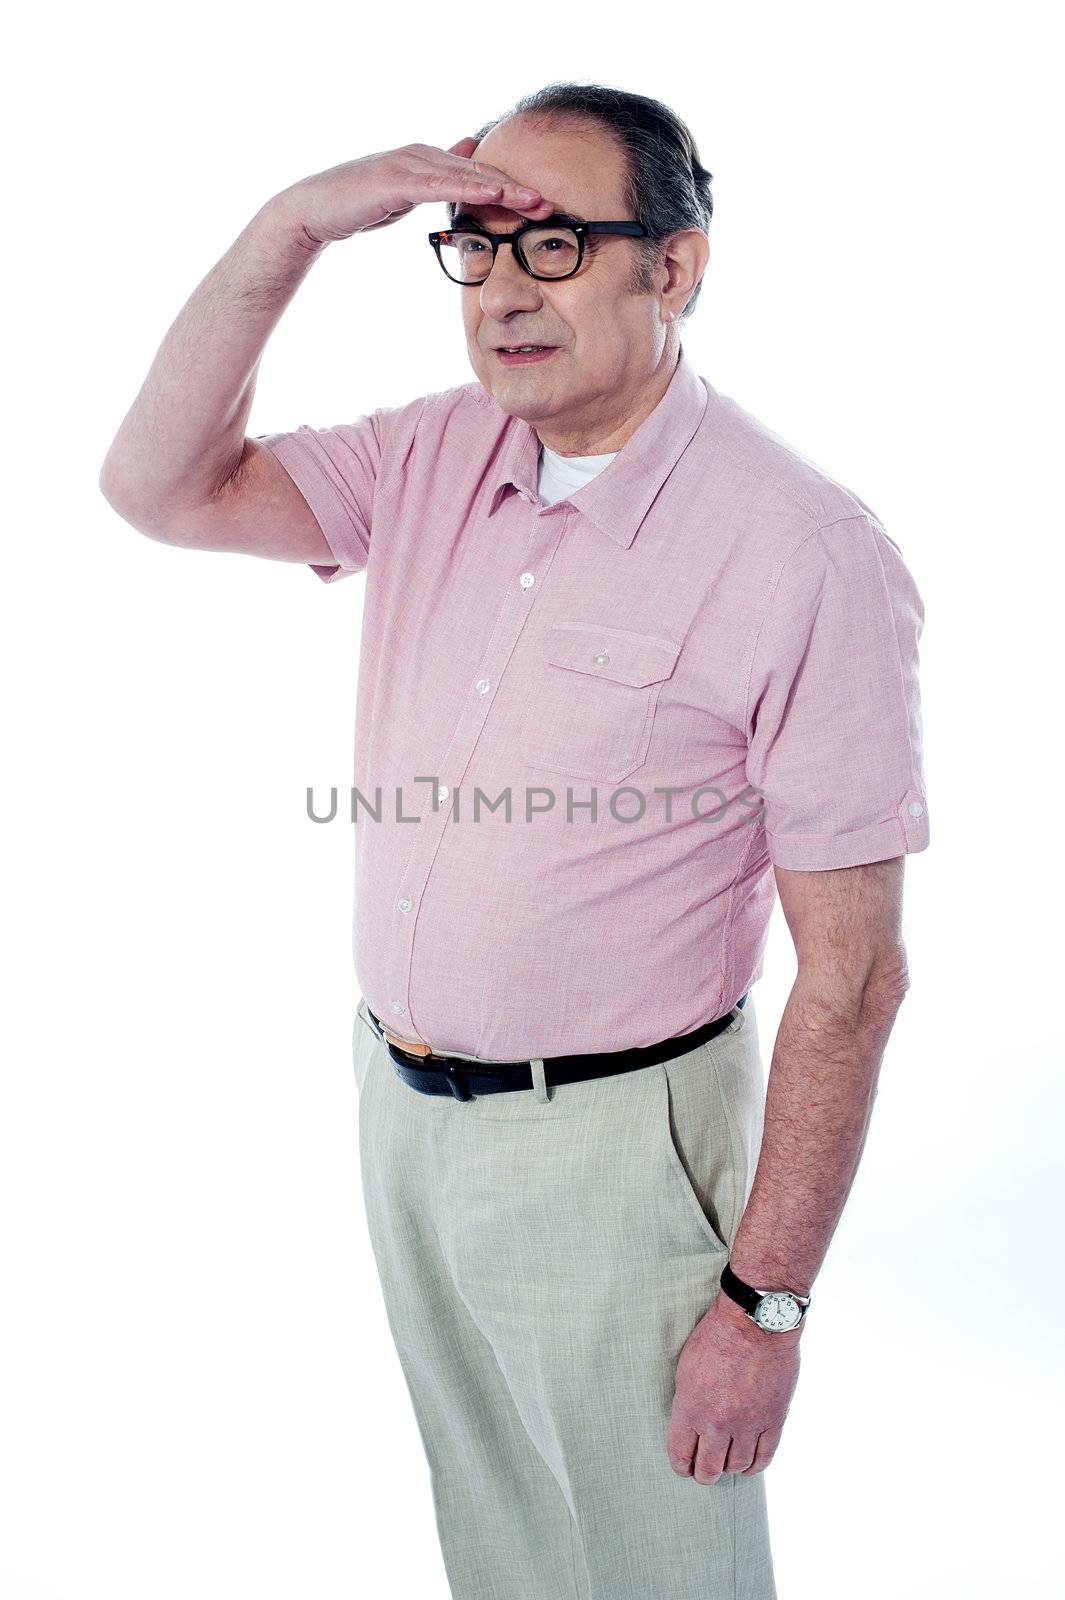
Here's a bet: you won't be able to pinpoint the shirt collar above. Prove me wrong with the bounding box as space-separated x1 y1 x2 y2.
484 343 709 549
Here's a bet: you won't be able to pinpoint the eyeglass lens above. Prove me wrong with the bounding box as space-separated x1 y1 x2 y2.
440 226 580 282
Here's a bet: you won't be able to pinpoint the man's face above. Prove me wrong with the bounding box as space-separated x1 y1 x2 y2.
456 116 675 446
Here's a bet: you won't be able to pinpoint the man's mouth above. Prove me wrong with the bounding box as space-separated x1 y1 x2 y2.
494 345 559 364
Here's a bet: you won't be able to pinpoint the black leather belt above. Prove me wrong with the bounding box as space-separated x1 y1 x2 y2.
363 994 748 1101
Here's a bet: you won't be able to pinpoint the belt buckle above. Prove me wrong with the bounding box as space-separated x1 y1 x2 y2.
381 1026 474 1101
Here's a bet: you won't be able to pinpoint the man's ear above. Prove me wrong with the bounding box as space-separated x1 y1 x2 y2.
661 228 709 317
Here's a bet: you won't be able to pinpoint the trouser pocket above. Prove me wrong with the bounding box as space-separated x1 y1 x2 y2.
352 998 377 1096
655 1035 747 1256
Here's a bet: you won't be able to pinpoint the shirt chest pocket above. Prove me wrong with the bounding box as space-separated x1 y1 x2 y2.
521 623 682 785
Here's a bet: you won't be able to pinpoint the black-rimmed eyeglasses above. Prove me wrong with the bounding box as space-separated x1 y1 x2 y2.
428 216 652 284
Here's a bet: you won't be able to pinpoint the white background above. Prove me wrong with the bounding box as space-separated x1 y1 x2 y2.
3 3 1062 1596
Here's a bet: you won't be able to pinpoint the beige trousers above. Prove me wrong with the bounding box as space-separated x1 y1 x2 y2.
351 993 777 1599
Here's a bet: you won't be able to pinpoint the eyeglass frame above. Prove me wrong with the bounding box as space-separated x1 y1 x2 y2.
427 214 653 284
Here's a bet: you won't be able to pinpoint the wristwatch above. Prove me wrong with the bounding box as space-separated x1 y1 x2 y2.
719 1260 811 1333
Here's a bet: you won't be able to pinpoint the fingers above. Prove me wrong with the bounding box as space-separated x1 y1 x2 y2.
741 1425 782 1475
431 141 554 218
691 1431 776 1482
692 1430 730 1485
667 1419 777 1482
666 1422 698 1477
723 1435 759 1474
457 168 552 217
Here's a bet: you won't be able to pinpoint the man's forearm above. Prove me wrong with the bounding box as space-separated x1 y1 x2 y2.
726 974 907 1301
99 192 322 519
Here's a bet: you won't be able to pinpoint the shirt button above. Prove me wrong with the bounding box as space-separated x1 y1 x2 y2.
397 895 412 912
593 651 610 667
390 1000 405 1015
475 678 491 695
908 800 925 817
519 572 535 588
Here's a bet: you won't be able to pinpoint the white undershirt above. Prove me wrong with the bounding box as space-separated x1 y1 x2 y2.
537 442 618 507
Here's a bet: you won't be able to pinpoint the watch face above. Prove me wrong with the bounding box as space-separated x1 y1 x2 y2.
754 1292 802 1331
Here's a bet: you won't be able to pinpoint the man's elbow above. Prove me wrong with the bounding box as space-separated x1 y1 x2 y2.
792 942 910 1034
98 465 182 547
98 459 143 523
98 458 122 508
862 947 911 1021
98 440 138 508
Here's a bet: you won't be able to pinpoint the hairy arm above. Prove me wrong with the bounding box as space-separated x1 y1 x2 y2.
98 144 553 561
98 196 326 528
722 856 910 1318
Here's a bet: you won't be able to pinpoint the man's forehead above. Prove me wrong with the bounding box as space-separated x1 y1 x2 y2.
464 121 625 225
450 203 588 231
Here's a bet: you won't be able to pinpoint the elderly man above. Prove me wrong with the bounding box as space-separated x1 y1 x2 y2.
100 82 929 1600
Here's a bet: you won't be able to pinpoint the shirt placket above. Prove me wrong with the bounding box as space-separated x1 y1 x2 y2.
380 499 573 1045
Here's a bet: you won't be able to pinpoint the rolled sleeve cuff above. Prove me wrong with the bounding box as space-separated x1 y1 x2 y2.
255 431 366 583
308 561 353 583
766 786 930 871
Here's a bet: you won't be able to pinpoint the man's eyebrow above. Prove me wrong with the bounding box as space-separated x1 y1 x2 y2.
449 208 586 231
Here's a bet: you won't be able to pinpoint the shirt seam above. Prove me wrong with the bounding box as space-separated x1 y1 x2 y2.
865 516 923 797
261 429 364 565
719 812 764 1009
740 512 886 735
766 814 906 844
362 392 432 572
699 424 822 522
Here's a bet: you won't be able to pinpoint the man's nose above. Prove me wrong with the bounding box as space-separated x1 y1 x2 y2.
478 242 544 317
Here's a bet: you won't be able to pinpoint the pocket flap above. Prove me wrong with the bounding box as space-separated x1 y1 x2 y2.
541 624 681 688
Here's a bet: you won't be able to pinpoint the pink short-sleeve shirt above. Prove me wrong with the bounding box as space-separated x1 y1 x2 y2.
254 344 929 1058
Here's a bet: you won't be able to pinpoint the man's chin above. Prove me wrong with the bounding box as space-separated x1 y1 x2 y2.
475 368 566 422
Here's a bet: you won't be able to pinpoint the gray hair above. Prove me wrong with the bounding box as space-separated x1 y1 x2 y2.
448 82 714 319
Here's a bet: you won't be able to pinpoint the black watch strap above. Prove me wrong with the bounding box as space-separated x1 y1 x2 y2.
720 1259 764 1315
